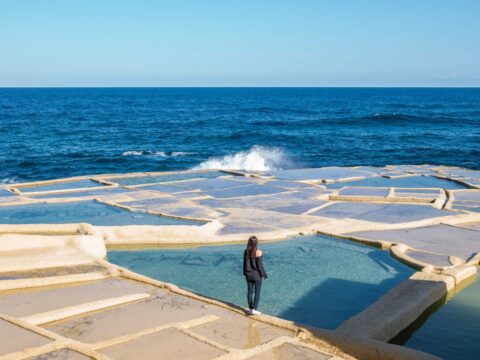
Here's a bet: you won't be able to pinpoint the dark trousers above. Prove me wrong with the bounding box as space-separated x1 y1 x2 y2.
246 278 262 310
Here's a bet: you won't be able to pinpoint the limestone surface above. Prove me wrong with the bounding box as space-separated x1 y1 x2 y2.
2 165 479 360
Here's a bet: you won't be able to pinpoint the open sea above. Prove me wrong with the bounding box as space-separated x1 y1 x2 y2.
1 87 479 182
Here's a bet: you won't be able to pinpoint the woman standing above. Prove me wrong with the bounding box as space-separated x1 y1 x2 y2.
243 235 268 315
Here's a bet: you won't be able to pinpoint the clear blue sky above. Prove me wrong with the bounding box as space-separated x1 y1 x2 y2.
1 0 479 87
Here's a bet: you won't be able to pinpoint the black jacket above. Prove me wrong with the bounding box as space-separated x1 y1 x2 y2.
243 250 268 281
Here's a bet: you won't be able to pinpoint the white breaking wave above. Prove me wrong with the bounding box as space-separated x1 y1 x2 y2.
194 146 287 172
122 151 146 156
121 151 193 157
0 177 18 184
171 152 194 157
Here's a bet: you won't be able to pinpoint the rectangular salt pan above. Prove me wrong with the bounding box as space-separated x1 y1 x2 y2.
454 191 480 202
267 202 327 215
199 193 326 214
108 235 413 330
28 350 90 360
46 290 218 343
138 178 247 193
0 278 156 318
338 187 389 197
100 328 225 360
0 319 51 356
394 193 438 199
268 167 376 182
452 200 480 207
0 201 201 226
165 177 246 191
326 176 466 190
312 202 449 223
111 171 227 186
204 184 287 199
348 224 480 260
463 178 480 186
261 180 316 190
441 169 480 179
406 250 451 267
136 184 191 194
453 205 480 213
120 197 178 207
395 188 440 194
30 187 130 199
17 179 102 193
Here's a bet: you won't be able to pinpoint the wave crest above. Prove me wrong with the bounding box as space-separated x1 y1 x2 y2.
194 146 287 171
121 151 194 157
0 177 18 184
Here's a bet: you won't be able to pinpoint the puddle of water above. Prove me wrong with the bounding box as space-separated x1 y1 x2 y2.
108 235 413 329
326 176 466 189
392 273 480 360
0 201 201 226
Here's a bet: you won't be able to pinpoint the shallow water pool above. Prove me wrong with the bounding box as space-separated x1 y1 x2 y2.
108 235 413 329
0 200 201 226
393 274 480 360
17 179 102 193
110 171 228 186
326 176 466 189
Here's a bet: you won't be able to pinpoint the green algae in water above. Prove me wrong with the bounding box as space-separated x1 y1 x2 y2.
393 274 480 360
108 235 413 329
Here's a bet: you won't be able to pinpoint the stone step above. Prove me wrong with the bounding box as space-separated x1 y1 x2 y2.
0 247 95 273
0 271 109 291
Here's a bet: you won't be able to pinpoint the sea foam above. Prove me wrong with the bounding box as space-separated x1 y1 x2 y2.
0 177 18 184
121 151 193 157
194 145 287 171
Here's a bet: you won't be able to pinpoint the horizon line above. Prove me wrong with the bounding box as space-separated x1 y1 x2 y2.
1 85 479 89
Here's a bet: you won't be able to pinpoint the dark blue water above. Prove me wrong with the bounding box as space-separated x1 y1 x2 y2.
1 88 479 183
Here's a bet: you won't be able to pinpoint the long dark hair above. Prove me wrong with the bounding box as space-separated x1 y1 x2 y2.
247 236 258 258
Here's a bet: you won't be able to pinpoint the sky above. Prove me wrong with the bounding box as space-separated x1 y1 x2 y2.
1 0 479 87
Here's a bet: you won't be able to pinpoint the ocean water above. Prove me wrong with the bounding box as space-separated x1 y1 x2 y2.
1 88 479 183
108 235 413 329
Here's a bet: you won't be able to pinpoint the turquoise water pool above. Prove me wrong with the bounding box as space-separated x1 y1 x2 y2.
393 274 480 360
326 176 466 189
0 200 200 226
108 235 413 329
